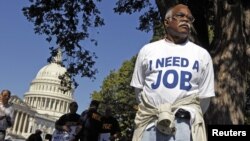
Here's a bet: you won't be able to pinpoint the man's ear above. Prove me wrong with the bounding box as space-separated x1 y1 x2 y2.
164 19 170 27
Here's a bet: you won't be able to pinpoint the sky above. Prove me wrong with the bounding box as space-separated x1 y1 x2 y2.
0 1 153 112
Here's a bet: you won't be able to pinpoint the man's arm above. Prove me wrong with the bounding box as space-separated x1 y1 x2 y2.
198 52 215 114
134 88 142 103
55 116 70 132
200 98 211 114
0 115 6 120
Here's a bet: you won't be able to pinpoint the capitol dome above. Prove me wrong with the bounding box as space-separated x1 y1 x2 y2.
36 63 66 80
23 50 74 119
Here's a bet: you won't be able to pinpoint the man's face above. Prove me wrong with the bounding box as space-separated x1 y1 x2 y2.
165 4 194 38
69 103 78 113
1 91 10 104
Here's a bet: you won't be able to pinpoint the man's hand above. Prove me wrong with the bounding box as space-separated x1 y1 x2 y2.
75 125 82 134
0 115 6 120
62 125 71 132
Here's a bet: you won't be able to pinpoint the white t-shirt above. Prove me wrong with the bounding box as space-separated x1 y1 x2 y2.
52 126 78 141
131 39 215 107
0 103 14 130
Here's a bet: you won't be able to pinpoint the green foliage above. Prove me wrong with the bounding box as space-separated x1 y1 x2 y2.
92 56 137 139
114 0 161 33
150 22 165 42
208 25 214 44
22 0 160 91
23 0 105 90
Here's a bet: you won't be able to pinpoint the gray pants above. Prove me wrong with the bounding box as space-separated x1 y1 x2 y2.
0 130 6 141
141 118 192 141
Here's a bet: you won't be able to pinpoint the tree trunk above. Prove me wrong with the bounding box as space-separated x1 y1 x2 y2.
205 0 249 124
155 0 249 124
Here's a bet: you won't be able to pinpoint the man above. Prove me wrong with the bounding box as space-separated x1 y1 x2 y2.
0 89 14 141
130 4 215 141
53 101 82 141
77 100 102 141
100 107 121 141
26 129 43 141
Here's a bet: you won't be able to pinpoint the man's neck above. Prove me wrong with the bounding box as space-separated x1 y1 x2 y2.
165 28 189 44
2 101 8 106
165 35 188 44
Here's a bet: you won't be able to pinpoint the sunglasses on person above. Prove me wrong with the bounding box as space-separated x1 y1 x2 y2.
168 12 195 23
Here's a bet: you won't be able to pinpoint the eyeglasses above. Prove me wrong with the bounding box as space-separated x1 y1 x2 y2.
169 12 195 23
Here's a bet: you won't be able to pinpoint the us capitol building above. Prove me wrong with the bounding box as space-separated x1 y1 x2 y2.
6 52 75 140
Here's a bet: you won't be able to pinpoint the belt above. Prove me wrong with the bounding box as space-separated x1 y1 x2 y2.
175 108 190 119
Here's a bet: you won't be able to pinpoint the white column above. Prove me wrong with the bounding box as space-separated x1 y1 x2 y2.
31 97 34 107
32 97 36 107
42 97 45 108
59 100 63 112
66 102 69 113
56 99 59 111
12 111 20 134
36 97 39 108
53 99 56 111
44 98 47 109
33 97 36 107
28 117 34 134
17 112 24 134
36 97 39 109
48 98 52 110
38 97 41 109
29 97 32 105
35 97 38 107
23 113 28 133
20 113 26 135
62 101 66 112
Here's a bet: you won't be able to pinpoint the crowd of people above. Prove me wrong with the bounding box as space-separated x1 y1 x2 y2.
52 100 121 141
0 89 121 141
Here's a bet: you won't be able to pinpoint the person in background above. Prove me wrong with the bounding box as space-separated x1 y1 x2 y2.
54 101 82 141
26 129 43 141
0 89 14 141
130 4 215 141
77 100 102 141
45 133 52 141
100 107 121 141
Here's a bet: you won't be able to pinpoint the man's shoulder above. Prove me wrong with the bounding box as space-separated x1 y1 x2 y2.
143 39 164 47
59 113 69 119
81 110 88 116
68 112 81 117
139 39 164 53
187 41 207 51
3 103 14 110
187 41 211 55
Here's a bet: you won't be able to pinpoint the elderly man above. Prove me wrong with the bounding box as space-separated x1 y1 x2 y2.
130 4 215 141
0 89 14 141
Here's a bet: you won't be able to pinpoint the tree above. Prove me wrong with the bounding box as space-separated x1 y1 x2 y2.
205 0 250 124
92 57 137 139
23 0 105 90
117 0 250 125
115 0 250 124
23 0 250 125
